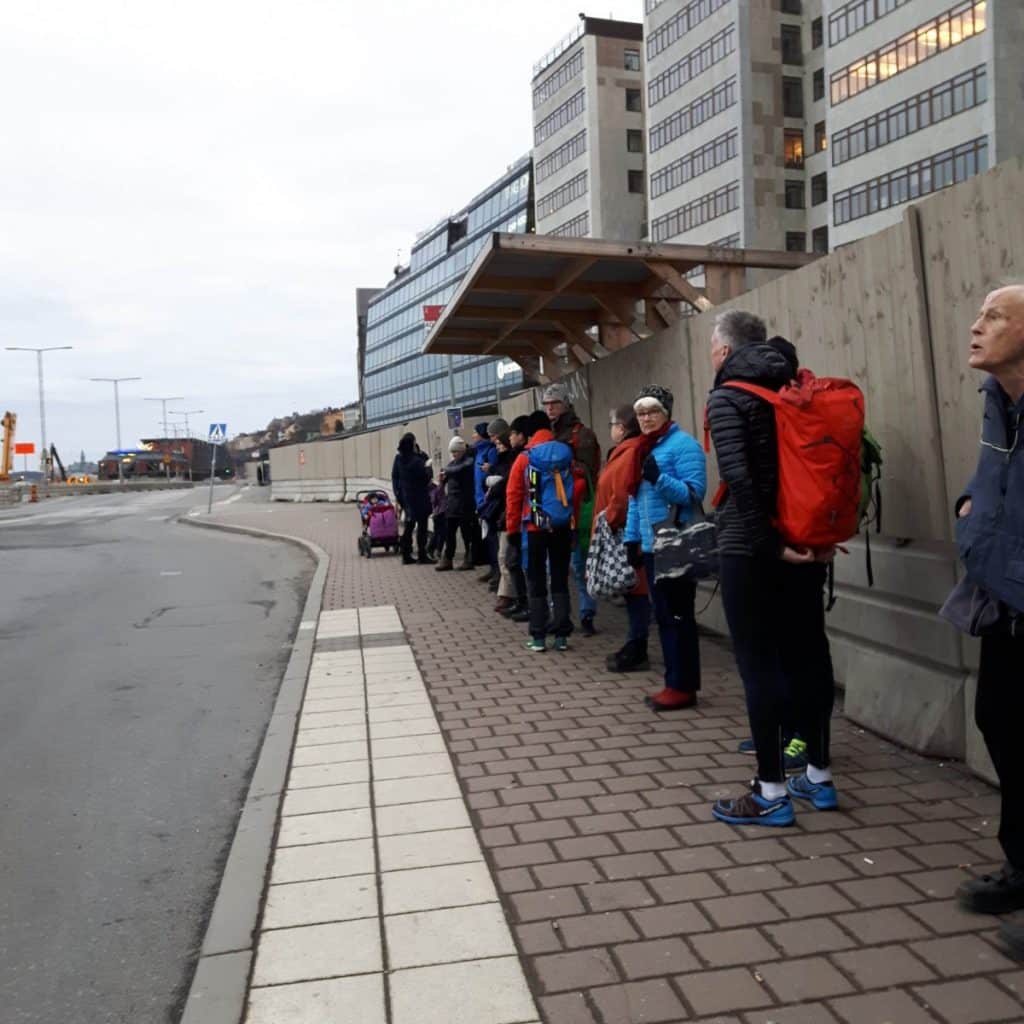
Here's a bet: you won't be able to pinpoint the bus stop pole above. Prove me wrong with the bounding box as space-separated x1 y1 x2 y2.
207 445 216 513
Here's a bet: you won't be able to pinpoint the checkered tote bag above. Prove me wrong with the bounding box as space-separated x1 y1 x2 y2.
585 511 637 598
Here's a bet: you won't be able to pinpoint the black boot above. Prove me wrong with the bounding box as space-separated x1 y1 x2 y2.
509 602 530 622
959 865 1024 914
607 638 650 673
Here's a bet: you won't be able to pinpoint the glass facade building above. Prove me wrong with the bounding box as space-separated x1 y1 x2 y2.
361 158 532 429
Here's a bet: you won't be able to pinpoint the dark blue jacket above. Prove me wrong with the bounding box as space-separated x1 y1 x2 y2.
957 377 1024 614
391 450 432 518
474 440 498 513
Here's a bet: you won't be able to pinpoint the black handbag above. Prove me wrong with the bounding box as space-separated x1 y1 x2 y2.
652 488 719 583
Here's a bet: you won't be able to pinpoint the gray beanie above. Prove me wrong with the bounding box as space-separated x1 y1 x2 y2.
542 382 570 404
487 417 509 438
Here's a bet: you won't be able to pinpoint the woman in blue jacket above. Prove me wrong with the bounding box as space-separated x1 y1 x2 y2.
624 385 707 711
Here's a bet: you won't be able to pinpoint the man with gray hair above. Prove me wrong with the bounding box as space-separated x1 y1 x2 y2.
951 285 1024 958
705 311 839 829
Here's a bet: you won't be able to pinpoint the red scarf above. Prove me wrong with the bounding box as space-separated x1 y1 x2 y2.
625 420 672 496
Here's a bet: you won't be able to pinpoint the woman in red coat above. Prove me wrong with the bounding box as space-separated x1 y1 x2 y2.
592 403 657 671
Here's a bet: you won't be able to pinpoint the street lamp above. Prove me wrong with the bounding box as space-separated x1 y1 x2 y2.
144 396 184 438
90 376 142 483
5 345 73 478
169 409 203 439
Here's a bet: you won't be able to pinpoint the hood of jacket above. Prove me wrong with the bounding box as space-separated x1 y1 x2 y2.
714 343 793 391
526 428 555 449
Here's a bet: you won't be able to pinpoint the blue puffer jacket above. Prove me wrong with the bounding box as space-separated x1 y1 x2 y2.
624 422 707 553
474 440 498 513
956 377 1024 614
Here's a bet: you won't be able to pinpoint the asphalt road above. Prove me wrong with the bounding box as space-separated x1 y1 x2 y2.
0 486 313 1023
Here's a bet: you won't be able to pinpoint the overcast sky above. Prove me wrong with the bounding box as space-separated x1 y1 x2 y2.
1 1 636 463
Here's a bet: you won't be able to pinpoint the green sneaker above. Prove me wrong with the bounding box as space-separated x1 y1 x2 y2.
553 637 569 652
784 737 808 773
524 637 546 653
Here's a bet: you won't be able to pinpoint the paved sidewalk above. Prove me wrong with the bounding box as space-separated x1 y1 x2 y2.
217 499 1024 1024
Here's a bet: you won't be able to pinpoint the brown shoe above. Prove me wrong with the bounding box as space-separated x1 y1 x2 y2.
456 557 475 571
494 597 514 613
434 557 453 572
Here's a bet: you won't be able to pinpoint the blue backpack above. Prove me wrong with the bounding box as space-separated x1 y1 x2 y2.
526 440 574 530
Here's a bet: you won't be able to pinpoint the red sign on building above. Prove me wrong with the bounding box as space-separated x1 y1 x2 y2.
422 305 444 323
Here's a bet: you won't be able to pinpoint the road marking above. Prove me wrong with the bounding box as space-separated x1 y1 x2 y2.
160 571 183 577
298 621 316 631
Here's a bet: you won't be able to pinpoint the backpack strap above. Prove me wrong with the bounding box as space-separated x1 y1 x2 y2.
721 380 783 404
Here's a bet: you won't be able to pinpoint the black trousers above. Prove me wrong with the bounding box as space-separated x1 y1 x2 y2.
401 511 429 558
443 516 473 561
720 556 835 784
976 630 1024 868
644 555 700 692
526 528 573 639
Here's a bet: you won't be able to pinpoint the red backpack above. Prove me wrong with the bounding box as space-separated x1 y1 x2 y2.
722 370 866 549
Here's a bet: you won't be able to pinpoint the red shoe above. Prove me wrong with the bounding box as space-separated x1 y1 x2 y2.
645 688 697 712
494 597 514 614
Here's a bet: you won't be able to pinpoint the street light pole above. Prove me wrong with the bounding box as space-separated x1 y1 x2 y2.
169 409 203 439
90 376 142 484
145 396 184 479
5 345 73 479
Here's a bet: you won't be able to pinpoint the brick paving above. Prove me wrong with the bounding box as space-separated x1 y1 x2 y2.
215 496 1024 1024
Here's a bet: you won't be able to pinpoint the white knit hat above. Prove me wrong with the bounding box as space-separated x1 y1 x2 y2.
448 436 467 453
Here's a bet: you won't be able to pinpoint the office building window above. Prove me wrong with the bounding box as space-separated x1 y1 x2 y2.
650 181 740 243
627 129 643 153
832 66 986 166
624 48 641 71
650 129 738 199
781 0 802 12
812 226 829 254
536 129 587 183
786 232 806 252
535 89 585 145
536 171 588 220
833 137 987 226
812 17 823 48
811 173 828 206
532 49 584 109
783 77 804 118
813 69 825 101
626 88 642 112
785 129 804 169
628 170 644 194
785 180 805 209
815 121 827 153
649 77 737 153
831 0 987 106
829 0 912 47
549 210 590 238
781 24 803 65
646 0 732 61
648 25 736 107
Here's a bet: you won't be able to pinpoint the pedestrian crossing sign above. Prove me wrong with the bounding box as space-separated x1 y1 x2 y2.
208 423 227 445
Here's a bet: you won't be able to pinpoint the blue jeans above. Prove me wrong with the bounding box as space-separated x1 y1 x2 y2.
624 592 651 642
644 554 700 693
571 545 597 620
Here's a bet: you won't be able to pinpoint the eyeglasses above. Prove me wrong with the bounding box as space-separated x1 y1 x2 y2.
636 409 664 418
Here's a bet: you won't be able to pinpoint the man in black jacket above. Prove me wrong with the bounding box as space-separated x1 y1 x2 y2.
392 433 433 565
706 310 838 828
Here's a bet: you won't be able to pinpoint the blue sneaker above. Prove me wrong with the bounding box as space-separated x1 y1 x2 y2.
787 772 838 810
712 781 795 827
524 637 546 653
737 737 756 754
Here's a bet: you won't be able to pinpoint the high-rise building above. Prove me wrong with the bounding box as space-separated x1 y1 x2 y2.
531 16 646 242
359 158 531 430
641 0 1021 257
826 0 1021 248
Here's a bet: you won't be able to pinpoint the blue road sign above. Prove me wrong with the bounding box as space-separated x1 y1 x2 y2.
208 423 227 445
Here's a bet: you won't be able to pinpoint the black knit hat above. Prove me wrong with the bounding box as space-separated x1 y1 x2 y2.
633 385 674 418
509 415 531 436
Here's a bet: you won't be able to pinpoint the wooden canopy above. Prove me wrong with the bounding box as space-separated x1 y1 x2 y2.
422 233 817 381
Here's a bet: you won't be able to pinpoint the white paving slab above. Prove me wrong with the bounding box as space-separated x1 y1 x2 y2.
369 716 441 739
281 782 370 817
382 862 499 915
372 752 453 781
287 761 369 790
248 974 386 1024
263 874 377 930
378 828 484 872
270 839 375 885
251 919 381 986
277 807 373 847
388 957 536 1024
290 740 369 767
385 903 516 970
373 774 463 806
375 798 472 837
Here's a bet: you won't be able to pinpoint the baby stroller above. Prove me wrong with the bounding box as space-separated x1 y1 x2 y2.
357 490 399 557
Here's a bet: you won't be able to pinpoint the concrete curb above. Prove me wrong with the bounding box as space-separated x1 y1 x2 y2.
176 515 329 1024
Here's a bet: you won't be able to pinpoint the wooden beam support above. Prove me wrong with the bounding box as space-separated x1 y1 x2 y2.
644 260 713 312
553 319 601 358
704 263 747 305
592 292 639 327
